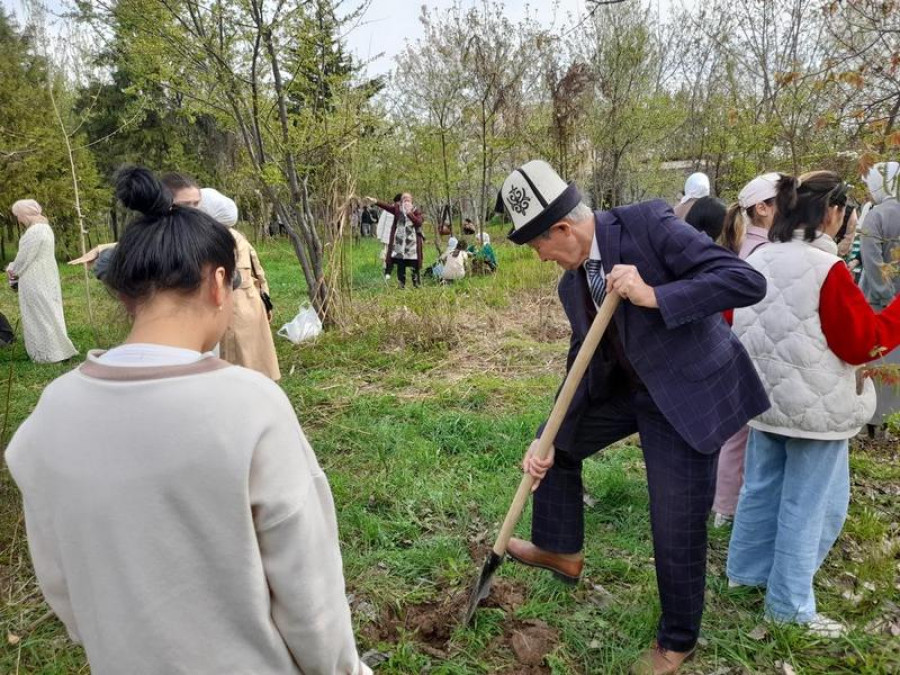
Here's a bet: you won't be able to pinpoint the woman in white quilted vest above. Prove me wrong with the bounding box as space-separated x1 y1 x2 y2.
728 171 900 637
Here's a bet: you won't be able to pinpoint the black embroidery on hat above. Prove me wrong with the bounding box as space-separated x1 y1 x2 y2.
516 168 549 207
508 184 531 215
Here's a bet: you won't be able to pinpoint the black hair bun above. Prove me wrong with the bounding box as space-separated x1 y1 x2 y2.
775 174 799 212
115 166 173 216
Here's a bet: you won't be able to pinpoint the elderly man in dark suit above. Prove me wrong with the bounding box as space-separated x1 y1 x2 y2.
498 160 769 675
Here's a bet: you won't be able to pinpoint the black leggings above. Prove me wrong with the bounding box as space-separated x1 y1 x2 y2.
393 258 420 288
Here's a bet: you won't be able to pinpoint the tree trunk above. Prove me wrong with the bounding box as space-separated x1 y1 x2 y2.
260 25 330 320
479 102 488 228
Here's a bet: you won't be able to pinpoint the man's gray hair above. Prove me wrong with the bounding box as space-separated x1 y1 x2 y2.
537 201 592 238
563 202 592 223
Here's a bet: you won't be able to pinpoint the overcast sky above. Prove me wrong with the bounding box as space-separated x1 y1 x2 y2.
3 0 591 78
345 0 588 77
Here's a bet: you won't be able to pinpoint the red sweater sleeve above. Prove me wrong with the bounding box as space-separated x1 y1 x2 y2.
820 261 900 365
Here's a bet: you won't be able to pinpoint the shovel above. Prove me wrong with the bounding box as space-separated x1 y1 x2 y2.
463 292 621 625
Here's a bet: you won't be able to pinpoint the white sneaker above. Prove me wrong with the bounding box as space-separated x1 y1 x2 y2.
767 612 847 638
713 512 733 528
804 613 847 638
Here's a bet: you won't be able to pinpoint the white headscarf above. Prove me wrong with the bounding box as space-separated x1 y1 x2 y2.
199 187 239 227
446 236 458 253
862 162 900 205
680 172 710 204
476 232 491 245
738 173 780 210
11 199 48 226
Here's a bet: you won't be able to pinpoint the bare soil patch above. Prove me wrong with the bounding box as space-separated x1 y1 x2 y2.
508 619 558 666
358 573 557 669
482 577 527 613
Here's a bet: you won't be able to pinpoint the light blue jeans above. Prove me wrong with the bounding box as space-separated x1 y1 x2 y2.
726 429 849 622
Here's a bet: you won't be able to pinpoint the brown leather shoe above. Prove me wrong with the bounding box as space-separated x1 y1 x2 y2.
506 538 583 584
629 642 695 675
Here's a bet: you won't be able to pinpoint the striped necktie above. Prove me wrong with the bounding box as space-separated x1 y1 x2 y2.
584 258 606 307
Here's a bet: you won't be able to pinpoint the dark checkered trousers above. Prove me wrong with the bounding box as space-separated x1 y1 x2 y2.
531 270 720 654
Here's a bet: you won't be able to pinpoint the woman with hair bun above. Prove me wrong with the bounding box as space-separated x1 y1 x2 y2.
727 170 900 637
200 187 280 381
5 167 370 675
7 199 78 363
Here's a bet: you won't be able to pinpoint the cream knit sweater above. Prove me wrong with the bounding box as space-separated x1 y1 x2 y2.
6 352 370 675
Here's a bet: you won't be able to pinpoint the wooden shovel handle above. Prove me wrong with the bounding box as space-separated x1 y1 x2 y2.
492 292 621 556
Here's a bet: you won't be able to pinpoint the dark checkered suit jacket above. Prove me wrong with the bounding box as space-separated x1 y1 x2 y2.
551 200 770 455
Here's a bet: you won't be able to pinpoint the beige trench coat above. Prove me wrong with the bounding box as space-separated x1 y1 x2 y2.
220 229 281 381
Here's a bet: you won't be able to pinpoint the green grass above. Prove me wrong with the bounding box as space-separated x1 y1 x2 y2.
2 230 899 673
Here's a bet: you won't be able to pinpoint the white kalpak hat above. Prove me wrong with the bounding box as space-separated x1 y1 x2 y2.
497 160 584 245
738 173 781 209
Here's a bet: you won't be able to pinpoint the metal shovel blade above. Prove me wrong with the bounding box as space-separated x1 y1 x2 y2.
463 551 503 625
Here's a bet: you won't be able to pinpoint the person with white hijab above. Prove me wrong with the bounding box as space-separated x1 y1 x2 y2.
859 161 900 433
7 200 78 363
200 188 281 381
673 172 711 220
859 162 900 308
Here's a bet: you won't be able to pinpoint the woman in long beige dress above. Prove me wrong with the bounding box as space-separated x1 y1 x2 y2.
7 200 78 363
200 188 281 381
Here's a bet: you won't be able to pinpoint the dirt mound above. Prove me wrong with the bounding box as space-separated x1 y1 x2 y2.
508 619 558 666
358 604 401 645
404 598 460 645
359 578 557 669
482 577 527 612
466 541 491 565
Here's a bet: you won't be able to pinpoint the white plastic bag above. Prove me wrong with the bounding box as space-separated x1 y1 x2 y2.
277 305 323 344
